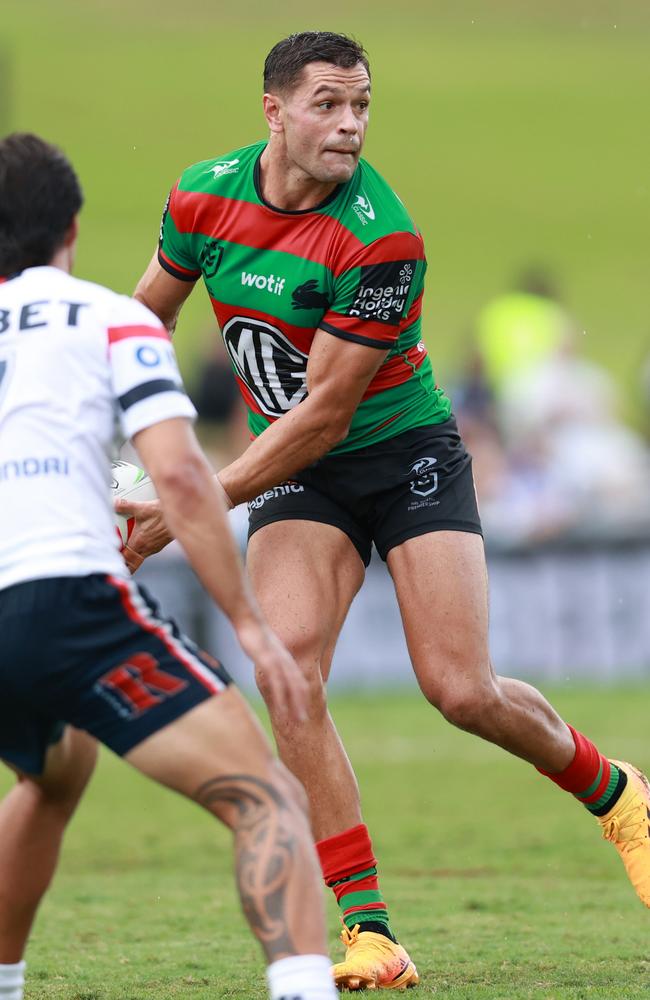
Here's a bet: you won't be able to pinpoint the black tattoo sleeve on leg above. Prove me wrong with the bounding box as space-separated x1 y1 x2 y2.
194 774 299 962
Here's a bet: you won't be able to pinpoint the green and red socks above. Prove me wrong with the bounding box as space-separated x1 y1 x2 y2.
539 725 627 816
316 824 396 941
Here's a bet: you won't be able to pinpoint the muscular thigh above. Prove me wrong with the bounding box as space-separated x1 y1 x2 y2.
246 520 365 682
387 530 493 700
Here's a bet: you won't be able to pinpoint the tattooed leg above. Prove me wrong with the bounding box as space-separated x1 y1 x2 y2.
195 773 300 961
125 689 329 959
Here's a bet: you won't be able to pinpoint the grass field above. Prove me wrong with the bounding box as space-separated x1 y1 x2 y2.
2 1 650 422
1 686 648 999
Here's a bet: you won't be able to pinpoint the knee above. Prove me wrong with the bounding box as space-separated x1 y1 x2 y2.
207 759 310 832
255 651 328 723
429 680 501 735
269 759 310 818
34 731 98 819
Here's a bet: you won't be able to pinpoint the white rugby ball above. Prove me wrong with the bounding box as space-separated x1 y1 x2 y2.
110 460 157 549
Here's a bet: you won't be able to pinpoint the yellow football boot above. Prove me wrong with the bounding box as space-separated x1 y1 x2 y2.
599 760 650 907
332 924 419 991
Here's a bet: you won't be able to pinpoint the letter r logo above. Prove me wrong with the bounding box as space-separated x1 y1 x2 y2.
98 652 188 718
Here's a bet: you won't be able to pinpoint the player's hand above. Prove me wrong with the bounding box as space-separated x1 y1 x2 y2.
236 621 309 724
114 497 172 574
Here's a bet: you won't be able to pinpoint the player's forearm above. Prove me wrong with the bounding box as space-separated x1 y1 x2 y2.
155 461 263 632
133 289 180 337
219 397 349 506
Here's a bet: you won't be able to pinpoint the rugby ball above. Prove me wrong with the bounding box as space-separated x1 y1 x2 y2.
110 460 157 549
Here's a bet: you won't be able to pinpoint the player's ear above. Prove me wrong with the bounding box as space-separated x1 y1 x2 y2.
263 92 284 134
63 215 79 249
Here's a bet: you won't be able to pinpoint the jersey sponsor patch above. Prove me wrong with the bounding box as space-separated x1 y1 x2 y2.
352 193 376 224
347 259 417 325
291 280 329 311
222 315 307 417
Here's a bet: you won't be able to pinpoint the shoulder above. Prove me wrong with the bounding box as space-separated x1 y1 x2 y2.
337 159 422 247
175 141 265 195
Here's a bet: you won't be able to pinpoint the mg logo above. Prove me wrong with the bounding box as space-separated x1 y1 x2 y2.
222 316 307 417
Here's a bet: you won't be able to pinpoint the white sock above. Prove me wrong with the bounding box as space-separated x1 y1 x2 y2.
0 962 25 1000
267 954 337 1000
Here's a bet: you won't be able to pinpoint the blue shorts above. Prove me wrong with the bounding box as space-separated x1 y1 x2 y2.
0 574 231 775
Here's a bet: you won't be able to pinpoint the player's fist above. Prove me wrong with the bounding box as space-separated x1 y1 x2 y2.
114 497 172 574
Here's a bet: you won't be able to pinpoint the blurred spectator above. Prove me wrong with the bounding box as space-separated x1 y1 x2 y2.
455 267 650 545
475 265 573 392
190 336 250 466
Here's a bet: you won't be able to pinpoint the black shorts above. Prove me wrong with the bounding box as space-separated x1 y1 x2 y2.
0 574 231 776
247 418 482 567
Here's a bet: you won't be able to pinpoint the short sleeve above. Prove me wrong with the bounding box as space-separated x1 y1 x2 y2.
107 296 197 440
319 231 426 350
157 180 202 282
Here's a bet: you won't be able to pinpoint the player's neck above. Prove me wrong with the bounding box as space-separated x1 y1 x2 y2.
48 244 74 274
259 144 338 212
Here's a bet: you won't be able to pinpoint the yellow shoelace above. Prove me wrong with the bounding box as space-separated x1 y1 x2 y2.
602 800 648 852
340 923 361 948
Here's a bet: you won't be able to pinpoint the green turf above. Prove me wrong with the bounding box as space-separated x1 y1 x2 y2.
2 2 650 423
1 685 648 998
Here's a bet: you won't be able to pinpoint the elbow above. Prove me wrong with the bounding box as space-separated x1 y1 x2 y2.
152 452 210 516
323 419 351 449
312 406 352 450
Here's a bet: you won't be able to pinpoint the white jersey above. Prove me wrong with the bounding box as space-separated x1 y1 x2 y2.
0 266 196 590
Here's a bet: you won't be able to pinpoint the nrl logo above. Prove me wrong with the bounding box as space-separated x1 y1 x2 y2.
408 456 438 497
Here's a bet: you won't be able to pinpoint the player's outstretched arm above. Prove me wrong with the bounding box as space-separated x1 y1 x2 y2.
132 416 308 723
219 329 388 506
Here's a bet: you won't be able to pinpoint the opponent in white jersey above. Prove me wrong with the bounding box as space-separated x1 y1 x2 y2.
0 266 194 589
0 133 337 1000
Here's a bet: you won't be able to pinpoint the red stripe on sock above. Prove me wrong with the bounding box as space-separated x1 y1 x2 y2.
537 725 606 794
580 759 612 804
343 901 387 917
316 824 377 886
333 874 379 904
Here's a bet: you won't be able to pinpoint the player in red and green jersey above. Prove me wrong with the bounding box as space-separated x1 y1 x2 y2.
158 140 450 452
126 31 650 992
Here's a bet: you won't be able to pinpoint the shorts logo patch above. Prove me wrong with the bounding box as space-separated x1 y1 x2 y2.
408 456 438 497
96 652 188 719
248 481 305 511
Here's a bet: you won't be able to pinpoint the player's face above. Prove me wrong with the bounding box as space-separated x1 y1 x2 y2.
277 62 371 184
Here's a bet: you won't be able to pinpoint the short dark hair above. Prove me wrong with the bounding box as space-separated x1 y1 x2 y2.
0 132 83 274
264 32 370 93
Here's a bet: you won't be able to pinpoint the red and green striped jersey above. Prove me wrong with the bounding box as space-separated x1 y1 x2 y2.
158 141 450 453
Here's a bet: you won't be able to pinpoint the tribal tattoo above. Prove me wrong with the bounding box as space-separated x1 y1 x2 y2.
195 773 298 960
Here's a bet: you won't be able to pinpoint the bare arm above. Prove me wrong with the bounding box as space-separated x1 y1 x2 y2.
134 251 196 334
219 329 388 505
132 416 307 720
117 329 387 570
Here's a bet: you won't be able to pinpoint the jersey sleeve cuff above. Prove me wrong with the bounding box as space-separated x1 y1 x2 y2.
157 249 201 283
319 320 393 350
